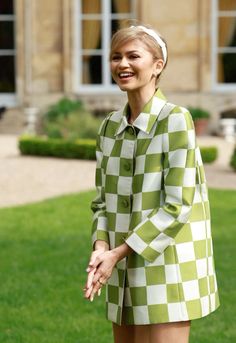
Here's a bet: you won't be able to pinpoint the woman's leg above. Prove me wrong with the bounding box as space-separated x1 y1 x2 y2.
112 323 150 343
150 321 191 343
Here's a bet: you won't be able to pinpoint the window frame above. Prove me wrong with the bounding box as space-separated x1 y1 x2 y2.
211 0 236 91
0 10 17 106
73 0 136 94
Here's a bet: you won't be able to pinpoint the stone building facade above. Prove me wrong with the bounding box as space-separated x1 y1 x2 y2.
0 0 236 132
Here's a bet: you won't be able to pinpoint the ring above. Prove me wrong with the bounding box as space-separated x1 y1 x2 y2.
98 279 105 286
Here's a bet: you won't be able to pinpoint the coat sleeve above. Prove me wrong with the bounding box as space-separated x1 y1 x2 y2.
91 118 110 248
125 107 197 263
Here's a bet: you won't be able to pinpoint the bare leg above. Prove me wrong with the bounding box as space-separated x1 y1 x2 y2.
113 323 150 343
150 321 191 343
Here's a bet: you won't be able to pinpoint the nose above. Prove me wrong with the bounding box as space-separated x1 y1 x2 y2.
118 56 129 68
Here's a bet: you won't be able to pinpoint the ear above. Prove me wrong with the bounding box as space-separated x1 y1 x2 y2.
153 59 165 76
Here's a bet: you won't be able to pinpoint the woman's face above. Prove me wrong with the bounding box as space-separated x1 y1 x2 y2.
110 39 162 93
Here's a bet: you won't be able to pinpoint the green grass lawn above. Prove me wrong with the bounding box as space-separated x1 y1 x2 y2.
0 189 235 343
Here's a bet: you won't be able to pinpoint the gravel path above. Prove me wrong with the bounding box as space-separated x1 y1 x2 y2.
0 135 235 208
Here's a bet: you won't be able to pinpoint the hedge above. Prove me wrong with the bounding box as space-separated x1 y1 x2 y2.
230 148 236 171
18 136 218 164
18 136 96 160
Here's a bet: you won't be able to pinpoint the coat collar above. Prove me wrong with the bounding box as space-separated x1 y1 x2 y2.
115 88 167 136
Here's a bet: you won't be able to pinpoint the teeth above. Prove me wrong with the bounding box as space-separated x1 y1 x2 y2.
119 72 133 77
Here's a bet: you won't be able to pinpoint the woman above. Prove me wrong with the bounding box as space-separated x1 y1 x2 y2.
84 24 220 343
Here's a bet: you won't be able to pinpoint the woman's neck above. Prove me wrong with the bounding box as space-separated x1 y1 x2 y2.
127 86 157 124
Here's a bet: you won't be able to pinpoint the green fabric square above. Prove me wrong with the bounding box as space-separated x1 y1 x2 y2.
185 149 195 167
183 187 195 206
101 155 108 170
194 240 207 259
133 174 144 193
123 306 134 325
165 167 184 186
190 203 205 222
204 201 211 220
105 120 118 138
105 175 118 193
209 275 215 293
142 246 160 263
117 195 131 214
136 139 152 156
145 154 163 172
130 287 147 306
95 167 102 186
106 212 116 231
130 212 142 230
148 304 169 323
186 299 202 318
179 261 198 282
146 266 166 285
110 140 122 157
167 283 184 302
207 238 213 256
164 245 178 265
115 231 128 246
156 118 168 134
127 252 145 268
107 285 119 304
169 131 188 151
199 277 209 297
120 158 133 176
136 220 160 244
118 269 124 288
184 112 194 130
142 191 161 210
175 223 193 243
147 114 158 132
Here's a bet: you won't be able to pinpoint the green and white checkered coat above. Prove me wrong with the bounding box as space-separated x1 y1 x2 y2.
91 89 219 325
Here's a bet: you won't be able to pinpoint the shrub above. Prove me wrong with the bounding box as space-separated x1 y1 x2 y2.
19 136 96 160
200 146 218 163
188 107 211 120
230 147 236 171
45 98 84 122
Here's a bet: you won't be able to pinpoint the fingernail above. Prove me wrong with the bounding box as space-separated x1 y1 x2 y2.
90 296 94 302
98 289 101 296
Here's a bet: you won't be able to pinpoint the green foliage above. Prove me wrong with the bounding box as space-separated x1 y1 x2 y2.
0 189 236 342
42 97 102 140
188 107 211 120
18 136 96 160
200 146 218 163
230 147 236 171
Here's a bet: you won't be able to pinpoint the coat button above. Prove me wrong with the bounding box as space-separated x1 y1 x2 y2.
124 163 131 171
122 199 129 208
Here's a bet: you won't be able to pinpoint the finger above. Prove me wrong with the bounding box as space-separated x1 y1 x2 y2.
88 250 102 267
90 282 101 302
86 268 96 289
84 285 93 299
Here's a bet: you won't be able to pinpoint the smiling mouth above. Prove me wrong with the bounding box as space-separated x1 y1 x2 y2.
118 72 134 79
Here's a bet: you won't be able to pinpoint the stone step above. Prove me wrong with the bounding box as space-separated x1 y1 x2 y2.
0 108 26 134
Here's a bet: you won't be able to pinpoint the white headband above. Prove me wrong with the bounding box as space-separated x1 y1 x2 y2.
131 25 167 64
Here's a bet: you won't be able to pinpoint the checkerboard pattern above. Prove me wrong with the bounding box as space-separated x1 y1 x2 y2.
91 89 220 325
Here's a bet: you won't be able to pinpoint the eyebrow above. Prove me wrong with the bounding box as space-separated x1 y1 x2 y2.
112 50 141 55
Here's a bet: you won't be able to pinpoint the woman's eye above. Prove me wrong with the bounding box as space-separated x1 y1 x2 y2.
111 55 121 61
129 55 139 59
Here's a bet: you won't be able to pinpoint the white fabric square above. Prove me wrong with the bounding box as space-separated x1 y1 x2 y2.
124 287 132 306
126 232 147 254
134 112 149 132
133 306 149 325
143 172 162 191
168 302 188 321
150 208 175 231
106 157 120 175
115 213 130 232
120 139 135 158
147 285 167 304
200 296 210 317
191 221 207 241
193 185 202 203
183 168 196 187
97 216 107 230
168 113 187 132
117 176 132 195
110 110 123 123
128 268 146 287
107 303 119 322
187 130 195 149
165 264 181 284
177 205 191 223
182 280 200 301
196 258 207 278
150 97 166 114
206 220 211 238
210 294 216 309
149 233 174 254
132 192 142 212
109 268 119 286
135 155 146 175
105 193 117 213
165 186 182 204
168 149 187 168
162 133 169 152
146 134 163 154
108 231 115 248
103 137 115 156
208 256 213 275
96 151 103 167
196 147 203 166
145 252 165 266
176 242 195 263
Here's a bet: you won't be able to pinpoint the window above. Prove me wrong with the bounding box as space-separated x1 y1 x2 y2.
74 0 136 93
0 0 15 94
212 0 236 89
